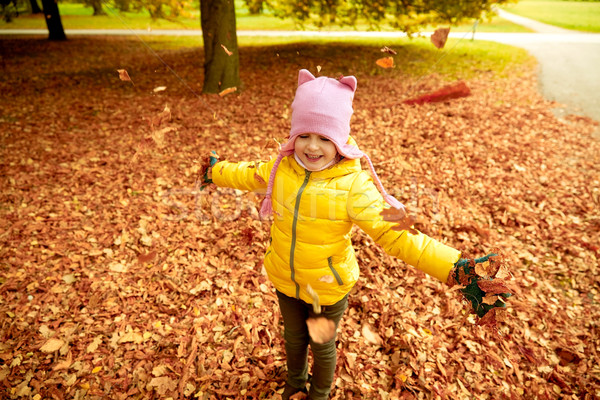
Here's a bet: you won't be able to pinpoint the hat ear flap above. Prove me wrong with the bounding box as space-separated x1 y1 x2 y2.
298 69 316 86
339 75 357 93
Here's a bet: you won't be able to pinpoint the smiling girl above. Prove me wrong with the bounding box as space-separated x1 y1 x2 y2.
202 69 509 399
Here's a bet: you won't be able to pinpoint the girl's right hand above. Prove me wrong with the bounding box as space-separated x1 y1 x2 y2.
199 151 219 188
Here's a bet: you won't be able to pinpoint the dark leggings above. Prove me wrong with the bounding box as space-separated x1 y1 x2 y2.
276 290 348 400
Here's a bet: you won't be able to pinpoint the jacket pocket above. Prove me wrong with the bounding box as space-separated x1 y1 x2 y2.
327 256 344 285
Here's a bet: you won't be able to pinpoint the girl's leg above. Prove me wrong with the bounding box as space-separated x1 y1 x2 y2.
307 294 348 400
276 291 310 390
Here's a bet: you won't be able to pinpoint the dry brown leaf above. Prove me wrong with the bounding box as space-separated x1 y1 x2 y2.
380 208 418 234
219 87 237 97
221 44 233 56
477 279 512 296
361 324 383 346
375 57 394 69
431 27 450 49
380 46 397 55
306 317 336 344
116 69 133 84
40 338 64 353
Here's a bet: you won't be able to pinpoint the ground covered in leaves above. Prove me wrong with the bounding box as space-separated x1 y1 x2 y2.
0 37 599 400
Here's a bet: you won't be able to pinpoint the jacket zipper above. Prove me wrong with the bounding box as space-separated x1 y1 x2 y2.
290 170 311 299
327 256 344 285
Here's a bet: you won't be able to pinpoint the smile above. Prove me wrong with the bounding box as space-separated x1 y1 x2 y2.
305 154 323 162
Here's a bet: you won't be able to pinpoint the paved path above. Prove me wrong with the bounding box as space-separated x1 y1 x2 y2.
2 10 599 132
491 9 600 135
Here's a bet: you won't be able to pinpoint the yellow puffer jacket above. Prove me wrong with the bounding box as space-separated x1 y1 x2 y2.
212 153 461 306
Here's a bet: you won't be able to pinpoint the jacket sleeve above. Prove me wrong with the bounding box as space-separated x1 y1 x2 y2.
347 172 461 283
211 158 275 193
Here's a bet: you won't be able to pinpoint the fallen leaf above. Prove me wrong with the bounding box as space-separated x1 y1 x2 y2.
362 324 383 346
219 87 237 97
153 86 167 93
40 338 64 353
147 376 177 395
138 251 157 264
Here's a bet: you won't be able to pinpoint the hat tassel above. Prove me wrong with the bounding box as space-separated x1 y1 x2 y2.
260 154 285 218
363 154 405 211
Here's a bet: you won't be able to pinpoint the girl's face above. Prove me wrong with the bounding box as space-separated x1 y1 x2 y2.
294 133 338 171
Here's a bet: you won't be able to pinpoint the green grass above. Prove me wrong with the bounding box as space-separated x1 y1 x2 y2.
0 2 530 32
143 34 534 81
503 0 600 32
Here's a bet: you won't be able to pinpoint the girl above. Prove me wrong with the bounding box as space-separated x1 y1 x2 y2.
202 69 509 399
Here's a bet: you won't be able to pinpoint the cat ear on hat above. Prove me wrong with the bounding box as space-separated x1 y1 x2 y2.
339 75 357 93
298 69 316 86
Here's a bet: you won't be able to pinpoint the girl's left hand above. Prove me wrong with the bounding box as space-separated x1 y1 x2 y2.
449 253 514 319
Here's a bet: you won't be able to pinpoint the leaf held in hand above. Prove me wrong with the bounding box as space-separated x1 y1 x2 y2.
477 279 512 296
431 27 450 49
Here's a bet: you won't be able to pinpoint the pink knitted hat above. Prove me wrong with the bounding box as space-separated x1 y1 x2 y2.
260 69 404 218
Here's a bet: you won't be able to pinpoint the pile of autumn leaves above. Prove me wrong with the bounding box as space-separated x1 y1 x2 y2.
0 37 599 400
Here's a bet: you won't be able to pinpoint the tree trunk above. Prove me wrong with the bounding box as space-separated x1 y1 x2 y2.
41 0 66 40
200 0 240 95
90 0 106 16
30 0 43 14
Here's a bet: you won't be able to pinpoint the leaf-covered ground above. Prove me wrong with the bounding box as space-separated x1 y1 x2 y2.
0 37 599 400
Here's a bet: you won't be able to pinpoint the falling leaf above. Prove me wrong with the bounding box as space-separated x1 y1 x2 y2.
431 27 450 49
403 81 470 105
375 57 394 69
40 338 64 353
153 86 167 93
380 208 418 234
306 317 336 344
221 44 233 56
219 87 237 97
116 69 134 85
380 46 397 55
254 173 266 185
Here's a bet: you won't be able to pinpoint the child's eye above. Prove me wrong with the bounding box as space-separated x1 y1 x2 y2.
299 135 309 139
320 137 330 142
